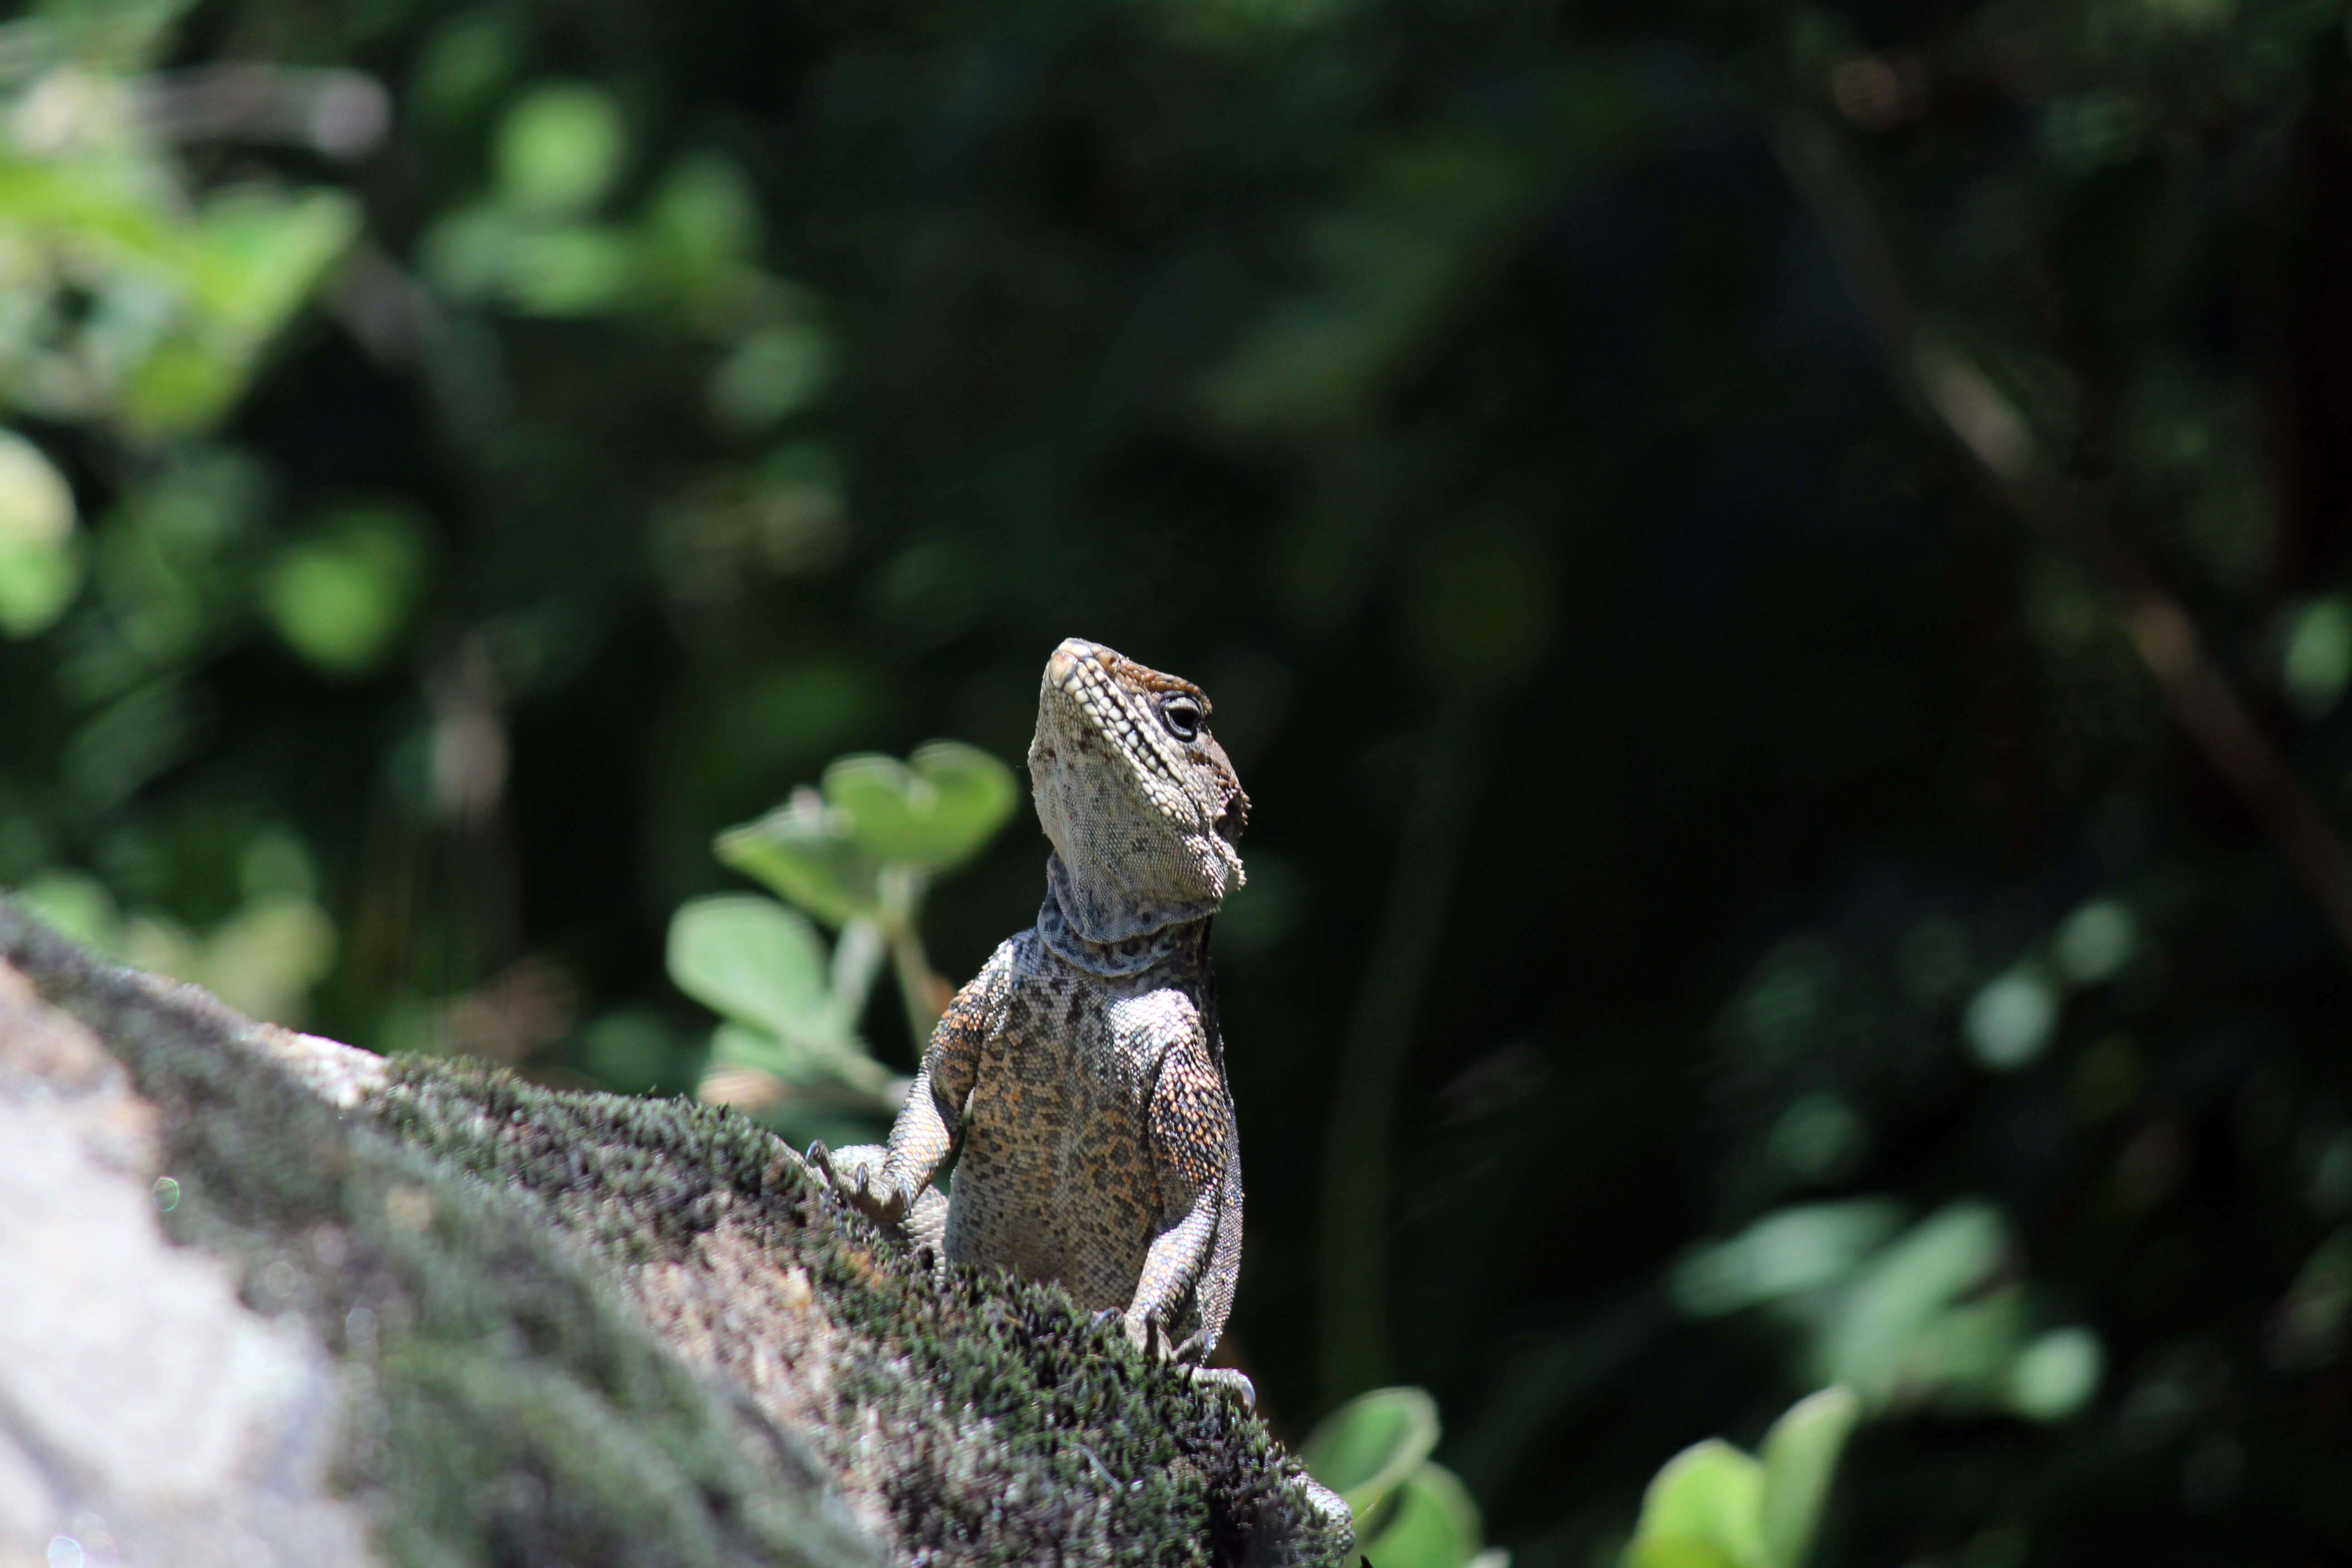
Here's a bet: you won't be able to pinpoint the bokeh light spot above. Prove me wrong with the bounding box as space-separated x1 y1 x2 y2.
2283 597 2352 722
2054 900 2136 985
2008 1327 2102 1421
496 82 625 216
1964 969 2057 1070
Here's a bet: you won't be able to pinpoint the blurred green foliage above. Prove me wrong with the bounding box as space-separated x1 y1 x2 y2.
1622 1388 1859 1568
10 0 2352 1560
1303 1386 1503 1568
1671 1202 2101 1421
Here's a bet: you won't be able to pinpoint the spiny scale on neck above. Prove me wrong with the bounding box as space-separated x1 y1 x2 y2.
1036 879 1205 977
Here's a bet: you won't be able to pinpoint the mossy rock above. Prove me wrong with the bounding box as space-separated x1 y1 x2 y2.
0 897 1348 1568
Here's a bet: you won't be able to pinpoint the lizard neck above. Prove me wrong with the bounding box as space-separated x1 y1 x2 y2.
1039 853 1212 978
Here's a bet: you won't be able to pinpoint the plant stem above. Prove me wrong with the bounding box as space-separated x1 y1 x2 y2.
1777 109 2352 968
828 917 886 1037
878 864 944 1051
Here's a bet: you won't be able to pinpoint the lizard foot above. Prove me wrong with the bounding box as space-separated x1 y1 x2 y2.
1185 1365 1256 1411
807 1141 911 1225
1119 1309 1174 1360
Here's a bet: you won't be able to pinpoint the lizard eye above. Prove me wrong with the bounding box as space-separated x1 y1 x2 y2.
1157 696 1203 743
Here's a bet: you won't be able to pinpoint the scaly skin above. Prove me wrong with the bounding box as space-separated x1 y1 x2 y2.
815 637 1251 1375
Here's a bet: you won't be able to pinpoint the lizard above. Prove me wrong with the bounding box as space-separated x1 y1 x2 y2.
810 636 1255 1394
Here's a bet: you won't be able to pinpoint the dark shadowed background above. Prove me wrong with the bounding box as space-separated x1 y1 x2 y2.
6 0 2352 1562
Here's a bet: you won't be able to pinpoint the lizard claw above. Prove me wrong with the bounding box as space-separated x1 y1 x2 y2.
1186 1365 1256 1411
1120 1310 1168 1359
808 1142 910 1225
866 1171 910 1224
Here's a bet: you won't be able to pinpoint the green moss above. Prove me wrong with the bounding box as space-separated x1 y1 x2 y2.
374 1057 1323 1566
1 901 1338 1568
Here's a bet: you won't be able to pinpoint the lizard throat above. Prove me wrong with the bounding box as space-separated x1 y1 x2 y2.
1038 854 1208 976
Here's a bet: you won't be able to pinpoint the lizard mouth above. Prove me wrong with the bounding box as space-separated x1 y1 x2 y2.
1031 635 1248 915
1036 636 1226 828
1045 638 1099 692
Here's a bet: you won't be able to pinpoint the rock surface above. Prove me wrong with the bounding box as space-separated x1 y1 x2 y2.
0 898 1348 1568
0 960 373 1568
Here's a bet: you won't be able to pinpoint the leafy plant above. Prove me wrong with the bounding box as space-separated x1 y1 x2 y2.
1670 1202 2102 1422
665 741 1019 1144
1622 1387 1860 1568
1301 1386 1507 1568
0 4 360 439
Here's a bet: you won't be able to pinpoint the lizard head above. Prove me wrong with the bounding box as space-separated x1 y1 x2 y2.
1029 637 1249 941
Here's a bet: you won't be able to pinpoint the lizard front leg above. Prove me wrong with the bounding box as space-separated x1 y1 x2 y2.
813 943 1005 1228
1124 1029 1237 1357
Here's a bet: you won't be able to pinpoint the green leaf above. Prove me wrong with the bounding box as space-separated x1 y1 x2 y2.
183 186 363 340
2004 1327 2102 1422
1819 1203 2009 1405
498 225 640 315
709 322 831 431
201 894 337 1024
101 185 357 436
12 872 121 952
1913 1292 2025 1404
716 795 880 928
2286 597 2352 721
122 340 245 436
1624 1537 1744 1568
666 895 832 1045
1961 967 2057 1070
412 11 519 127
1758 1387 1858 1568
0 537 83 638
0 155 182 276
261 506 428 674
496 82 625 216
707 1019 896 1103
707 1019 805 1077
1631 1440 1766 1568
645 152 760 304
820 754 926 862
821 741 1020 872
1670 1200 1905 1318
419 204 522 296
906 740 1022 869
1360 1461 1483 1568
35 0 197 71
0 430 76 549
1299 1386 1440 1521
